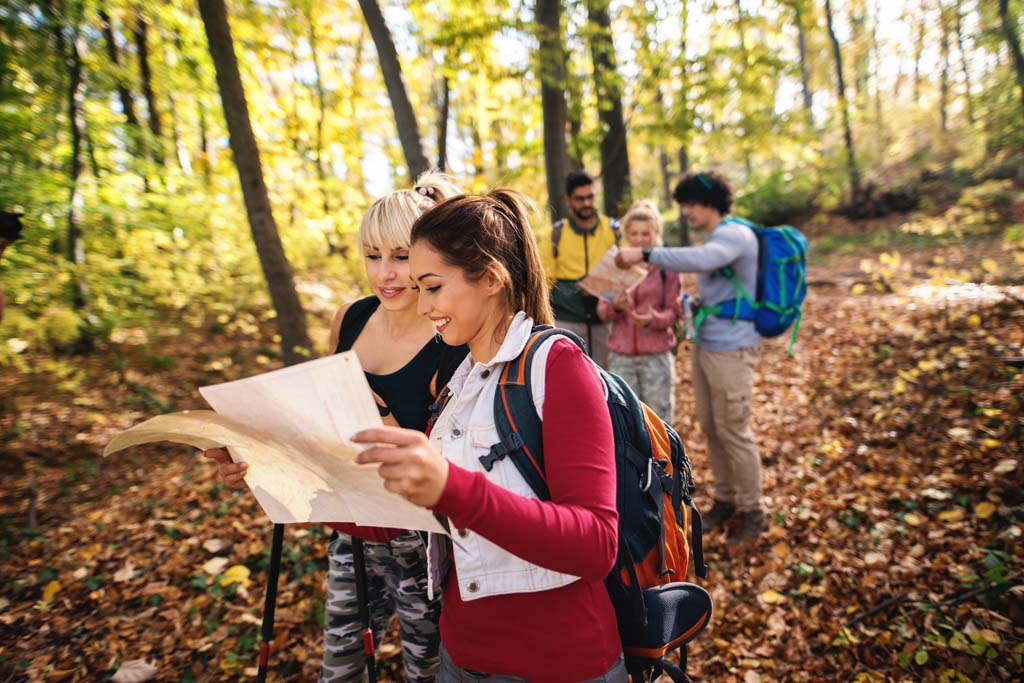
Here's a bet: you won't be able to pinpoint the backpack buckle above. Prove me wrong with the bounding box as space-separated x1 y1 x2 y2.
479 432 525 471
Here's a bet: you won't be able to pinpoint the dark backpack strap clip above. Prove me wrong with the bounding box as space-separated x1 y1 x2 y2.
479 431 525 471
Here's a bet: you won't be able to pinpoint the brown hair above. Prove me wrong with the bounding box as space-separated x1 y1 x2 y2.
411 188 553 325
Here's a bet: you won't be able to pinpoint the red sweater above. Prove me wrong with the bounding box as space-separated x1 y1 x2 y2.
332 339 621 682
597 265 682 356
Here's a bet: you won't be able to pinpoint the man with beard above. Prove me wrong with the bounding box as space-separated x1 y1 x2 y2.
539 171 620 367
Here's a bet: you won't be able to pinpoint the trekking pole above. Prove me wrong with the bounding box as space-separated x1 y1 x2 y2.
352 537 377 683
257 523 285 683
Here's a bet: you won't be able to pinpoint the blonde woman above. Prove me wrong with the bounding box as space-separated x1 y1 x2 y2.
207 172 467 682
597 200 682 422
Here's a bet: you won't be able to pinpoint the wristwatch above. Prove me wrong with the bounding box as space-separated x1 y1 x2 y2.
641 247 653 263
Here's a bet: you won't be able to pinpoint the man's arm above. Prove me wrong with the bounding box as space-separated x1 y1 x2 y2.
618 225 751 274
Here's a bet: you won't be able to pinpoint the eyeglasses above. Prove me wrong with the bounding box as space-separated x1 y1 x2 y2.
569 193 595 202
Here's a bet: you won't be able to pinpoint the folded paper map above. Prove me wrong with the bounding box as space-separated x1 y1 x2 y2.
104 352 446 534
577 245 648 301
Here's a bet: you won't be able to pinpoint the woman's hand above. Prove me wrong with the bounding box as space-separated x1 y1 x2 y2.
611 290 631 313
631 306 654 327
203 447 249 489
352 427 449 508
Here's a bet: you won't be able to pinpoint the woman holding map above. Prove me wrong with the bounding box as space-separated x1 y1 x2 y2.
596 200 682 422
206 172 467 683
349 189 627 682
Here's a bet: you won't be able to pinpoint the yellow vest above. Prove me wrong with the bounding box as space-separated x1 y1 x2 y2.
539 214 620 283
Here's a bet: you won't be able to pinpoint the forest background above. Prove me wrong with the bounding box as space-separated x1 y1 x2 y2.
0 0 1022 681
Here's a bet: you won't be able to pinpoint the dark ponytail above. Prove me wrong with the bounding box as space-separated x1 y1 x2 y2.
411 188 553 325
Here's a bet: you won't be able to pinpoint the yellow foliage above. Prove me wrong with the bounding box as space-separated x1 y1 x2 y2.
41 306 82 347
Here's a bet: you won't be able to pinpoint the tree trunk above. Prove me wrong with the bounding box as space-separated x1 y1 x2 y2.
954 0 974 123
913 0 927 104
794 0 814 125
133 10 164 166
307 10 329 214
940 4 950 132
437 74 449 171
536 0 569 222
196 0 311 365
677 147 691 247
586 0 631 217
45 0 91 321
357 0 429 179
567 75 585 170
824 0 862 204
998 0 1024 113
98 4 142 155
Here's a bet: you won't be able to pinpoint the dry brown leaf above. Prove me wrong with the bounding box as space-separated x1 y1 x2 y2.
111 658 158 683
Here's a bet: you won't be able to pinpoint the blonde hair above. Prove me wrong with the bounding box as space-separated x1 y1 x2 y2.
621 200 664 246
358 171 462 253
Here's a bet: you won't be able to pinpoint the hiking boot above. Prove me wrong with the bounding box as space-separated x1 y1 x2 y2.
701 500 736 532
727 509 768 545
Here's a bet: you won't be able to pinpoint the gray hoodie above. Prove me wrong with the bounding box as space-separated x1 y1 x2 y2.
649 219 761 352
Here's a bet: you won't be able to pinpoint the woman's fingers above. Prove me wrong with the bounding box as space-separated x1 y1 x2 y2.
352 426 427 448
203 447 231 463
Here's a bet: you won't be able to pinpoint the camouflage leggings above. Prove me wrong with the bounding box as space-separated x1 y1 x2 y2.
320 531 441 683
607 350 676 423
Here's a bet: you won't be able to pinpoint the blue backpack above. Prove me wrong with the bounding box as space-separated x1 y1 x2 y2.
694 217 808 355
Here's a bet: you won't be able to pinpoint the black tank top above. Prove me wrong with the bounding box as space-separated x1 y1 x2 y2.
334 296 467 432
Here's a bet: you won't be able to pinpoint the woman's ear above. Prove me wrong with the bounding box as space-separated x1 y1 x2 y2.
483 265 508 297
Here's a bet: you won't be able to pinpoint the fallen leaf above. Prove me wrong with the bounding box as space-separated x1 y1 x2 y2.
993 459 1016 475
864 551 887 567
113 562 136 583
974 502 996 520
938 508 965 523
111 659 158 683
219 564 251 588
41 580 61 603
761 589 783 604
202 538 228 554
904 512 924 526
202 557 229 577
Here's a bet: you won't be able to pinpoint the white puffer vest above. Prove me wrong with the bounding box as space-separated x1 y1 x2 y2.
426 313 581 602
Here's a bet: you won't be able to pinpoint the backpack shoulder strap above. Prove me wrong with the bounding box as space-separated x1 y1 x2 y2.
481 326 586 500
551 219 565 260
609 217 622 244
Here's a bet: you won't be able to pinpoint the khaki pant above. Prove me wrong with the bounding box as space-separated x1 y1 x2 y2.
691 345 763 512
555 319 611 369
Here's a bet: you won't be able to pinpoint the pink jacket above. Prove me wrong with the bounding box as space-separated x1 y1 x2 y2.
597 265 682 356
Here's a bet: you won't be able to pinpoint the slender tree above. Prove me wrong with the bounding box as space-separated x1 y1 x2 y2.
825 0 863 203
536 0 569 221
98 3 142 156
133 10 164 166
998 0 1024 112
940 2 951 132
196 0 311 365
586 0 631 217
792 0 815 125
437 74 449 171
357 0 429 179
954 0 975 123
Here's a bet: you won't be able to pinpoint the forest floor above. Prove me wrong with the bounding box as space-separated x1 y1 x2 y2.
1 197 1022 682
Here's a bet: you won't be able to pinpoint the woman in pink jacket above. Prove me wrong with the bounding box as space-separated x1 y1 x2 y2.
597 201 682 422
